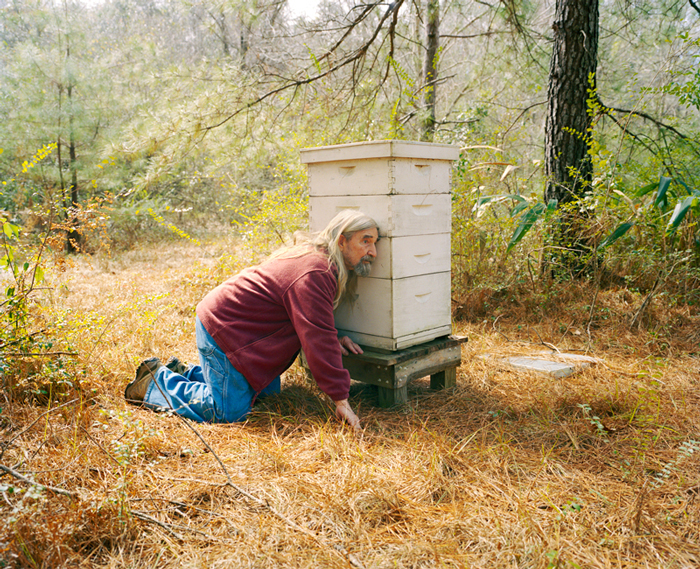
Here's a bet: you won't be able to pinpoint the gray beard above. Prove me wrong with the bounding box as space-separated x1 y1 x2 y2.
353 256 373 277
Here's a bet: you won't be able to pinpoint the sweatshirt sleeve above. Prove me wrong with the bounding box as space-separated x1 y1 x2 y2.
282 269 351 401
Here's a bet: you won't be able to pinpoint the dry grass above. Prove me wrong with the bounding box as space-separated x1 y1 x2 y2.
2 239 700 568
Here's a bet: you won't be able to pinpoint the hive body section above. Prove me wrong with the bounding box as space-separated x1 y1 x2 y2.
301 140 459 351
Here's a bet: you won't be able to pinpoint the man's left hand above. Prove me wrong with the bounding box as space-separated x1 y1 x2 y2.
339 336 363 356
334 399 362 432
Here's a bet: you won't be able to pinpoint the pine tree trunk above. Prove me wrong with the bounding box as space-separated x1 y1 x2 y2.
421 0 439 142
544 0 599 275
66 82 81 254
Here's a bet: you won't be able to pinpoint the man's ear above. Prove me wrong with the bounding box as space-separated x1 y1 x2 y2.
338 234 347 250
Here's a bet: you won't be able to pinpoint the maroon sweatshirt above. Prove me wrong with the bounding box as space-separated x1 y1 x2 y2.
196 251 351 402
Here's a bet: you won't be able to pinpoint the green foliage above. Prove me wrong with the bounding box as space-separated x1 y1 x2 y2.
506 198 558 254
451 143 550 300
1 483 47 526
652 438 700 488
578 403 609 442
598 221 635 250
0 147 90 405
307 45 323 75
96 407 163 520
600 175 700 260
660 34 700 112
0 210 86 404
0 4 119 207
388 56 418 105
0 0 696 312
1 217 46 353
231 157 310 259
100 409 161 466
147 208 202 246
1 150 50 354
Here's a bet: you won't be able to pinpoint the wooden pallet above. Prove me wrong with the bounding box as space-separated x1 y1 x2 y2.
341 335 468 407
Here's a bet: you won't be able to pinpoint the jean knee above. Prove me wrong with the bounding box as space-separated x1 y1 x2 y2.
216 401 253 423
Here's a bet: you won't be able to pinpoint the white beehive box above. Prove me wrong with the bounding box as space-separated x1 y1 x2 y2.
300 140 460 351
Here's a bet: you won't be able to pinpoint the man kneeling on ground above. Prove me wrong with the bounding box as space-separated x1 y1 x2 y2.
124 209 379 431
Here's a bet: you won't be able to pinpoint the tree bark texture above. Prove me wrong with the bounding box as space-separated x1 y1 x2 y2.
421 0 439 142
66 83 81 254
544 0 599 204
543 0 599 277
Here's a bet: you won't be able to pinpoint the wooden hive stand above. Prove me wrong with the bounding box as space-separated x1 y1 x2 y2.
341 335 468 407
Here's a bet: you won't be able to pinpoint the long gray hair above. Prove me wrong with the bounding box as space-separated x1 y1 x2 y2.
271 209 379 308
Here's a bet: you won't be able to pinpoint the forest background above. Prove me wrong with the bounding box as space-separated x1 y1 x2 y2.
1 0 700 567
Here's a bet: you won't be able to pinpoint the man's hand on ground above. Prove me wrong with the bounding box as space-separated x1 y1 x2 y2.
334 399 361 432
339 336 363 356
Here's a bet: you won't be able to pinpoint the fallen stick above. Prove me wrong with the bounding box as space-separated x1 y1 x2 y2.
0 463 76 499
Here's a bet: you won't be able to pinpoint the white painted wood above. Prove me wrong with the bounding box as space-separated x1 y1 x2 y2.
334 272 451 350
308 159 392 196
300 140 460 163
338 325 454 351
304 140 459 350
368 234 451 279
391 158 453 195
307 158 453 196
309 194 451 237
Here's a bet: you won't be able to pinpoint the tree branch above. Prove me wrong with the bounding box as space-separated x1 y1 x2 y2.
601 101 690 140
320 1 381 62
441 31 509 39
131 509 220 540
2 351 78 357
598 98 700 159
203 0 405 133
131 510 183 540
597 106 680 177
0 463 76 498
1 398 81 460
500 100 546 140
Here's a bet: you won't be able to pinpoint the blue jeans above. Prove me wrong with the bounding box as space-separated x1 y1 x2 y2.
142 317 281 423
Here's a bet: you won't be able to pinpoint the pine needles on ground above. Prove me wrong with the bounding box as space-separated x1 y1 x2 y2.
1 240 699 568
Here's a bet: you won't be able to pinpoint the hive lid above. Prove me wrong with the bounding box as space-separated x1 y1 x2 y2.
300 140 460 164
